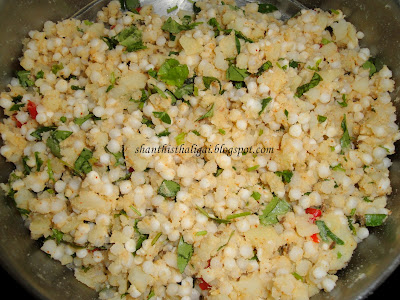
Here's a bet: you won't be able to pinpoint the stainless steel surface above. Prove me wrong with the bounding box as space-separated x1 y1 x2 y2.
0 0 400 299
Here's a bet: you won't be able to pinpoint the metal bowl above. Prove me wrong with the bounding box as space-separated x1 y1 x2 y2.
0 0 399 299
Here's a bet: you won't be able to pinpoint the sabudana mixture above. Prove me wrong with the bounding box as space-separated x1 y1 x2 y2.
0 0 398 299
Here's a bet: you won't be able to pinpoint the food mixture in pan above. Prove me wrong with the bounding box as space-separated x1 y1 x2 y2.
0 0 399 299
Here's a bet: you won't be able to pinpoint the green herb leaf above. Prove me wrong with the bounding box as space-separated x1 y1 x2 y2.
196 206 230 224
51 63 64 75
17 70 35 87
47 160 55 182
217 231 235 251
158 59 189 87
226 65 249 82
115 25 146 52
340 115 351 152
226 211 252 220
22 156 31 175
153 111 172 124
203 76 222 94
259 97 272 115
362 60 377 77
317 115 327 123
74 113 100 126
251 191 261 201
315 220 345 245
195 230 207 236
295 72 323 97
46 130 73 158
177 236 194 273
196 103 215 121
35 152 43 172
275 170 293 183
158 180 180 198
74 148 93 174
259 196 291 226
365 214 387 227
175 132 186 145
321 38 332 45
330 163 345 172
51 228 64 245
247 165 259 172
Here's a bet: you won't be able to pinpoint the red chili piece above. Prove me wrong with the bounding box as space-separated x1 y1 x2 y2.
311 233 320 243
12 115 22 128
198 278 211 290
305 207 322 223
27 100 38 120
136 7 142 12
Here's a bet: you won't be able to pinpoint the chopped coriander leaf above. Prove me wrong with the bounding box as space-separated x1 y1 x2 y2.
46 130 73 158
338 94 348 107
156 129 171 137
104 146 125 166
191 130 200 136
142 116 154 128
71 85 85 90
74 113 100 126
17 207 31 216
226 211 252 220
101 36 118 50
307 59 322 71
51 63 64 75
362 60 377 77
17 70 35 87
289 60 300 68
129 205 142 216
158 180 180 198
213 167 224 177
51 228 64 245
316 220 345 245
84 20 93 25
47 159 55 182
275 170 293 183
34 152 43 172
158 59 189 87
247 165 259 172
203 76 222 94
217 231 235 251
337 252 343 258
365 214 387 226
256 60 272 76
153 111 172 124
295 72 323 97
174 83 194 99
347 216 356 235
22 156 31 175
251 191 261 201
379 145 390 153
226 64 249 82
147 289 155 300
151 232 162 246
115 25 146 52
148 69 157 78
74 148 93 174
168 51 180 56
218 129 226 135
9 103 25 111
284 109 289 118
340 115 351 152
196 206 230 224
259 97 272 115
258 3 278 13
331 9 340 14
196 103 214 121
321 38 332 45
36 70 44 79
195 230 207 236
330 163 345 172
317 115 327 123
162 16 202 35
177 236 194 273
167 5 178 13
31 126 57 140
292 272 304 281
175 132 186 145
106 72 116 92
259 196 291 226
